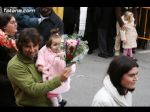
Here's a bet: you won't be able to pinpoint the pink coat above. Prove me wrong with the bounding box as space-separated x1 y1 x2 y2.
36 45 71 94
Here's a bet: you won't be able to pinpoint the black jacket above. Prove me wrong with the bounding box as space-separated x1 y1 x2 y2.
94 7 116 30
0 46 16 106
35 8 64 44
63 7 80 34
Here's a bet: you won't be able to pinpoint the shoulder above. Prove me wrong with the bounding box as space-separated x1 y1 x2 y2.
7 55 27 77
38 46 48 53
50 10 63 23
92 87 113 106
7 55 25 69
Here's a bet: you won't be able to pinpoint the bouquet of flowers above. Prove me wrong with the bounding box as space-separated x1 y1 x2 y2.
0 29 17 50
61 33 89 66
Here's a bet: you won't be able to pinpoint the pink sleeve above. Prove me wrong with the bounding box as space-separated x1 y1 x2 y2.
36 49 45 67
36 48 50 76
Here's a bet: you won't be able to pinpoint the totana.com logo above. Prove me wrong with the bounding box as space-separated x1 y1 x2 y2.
3 7 35 13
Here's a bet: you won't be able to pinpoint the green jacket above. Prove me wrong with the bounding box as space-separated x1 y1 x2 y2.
7 52 61 106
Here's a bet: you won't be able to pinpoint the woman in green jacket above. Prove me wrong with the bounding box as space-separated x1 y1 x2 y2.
7 28 71 107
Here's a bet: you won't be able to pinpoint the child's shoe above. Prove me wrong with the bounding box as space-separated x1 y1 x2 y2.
132 57 138 61
59 99 67 107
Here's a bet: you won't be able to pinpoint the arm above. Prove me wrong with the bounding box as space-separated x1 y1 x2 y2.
7 61 72 97
15 8 39 28
7 63 62 97
120 29 126 43
36 49 53 81
115 7 124 28
57 20 64 35
0 47 11 85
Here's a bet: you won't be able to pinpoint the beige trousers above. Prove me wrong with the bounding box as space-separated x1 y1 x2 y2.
114 22 121 56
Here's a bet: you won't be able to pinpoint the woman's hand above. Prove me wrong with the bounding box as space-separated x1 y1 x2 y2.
59 67 72 82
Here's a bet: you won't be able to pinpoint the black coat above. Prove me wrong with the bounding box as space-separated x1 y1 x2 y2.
0 46 16 106
63 7 80 35
84 7 98 51
35 8 64 45
84 7 96 33
94 7 116 30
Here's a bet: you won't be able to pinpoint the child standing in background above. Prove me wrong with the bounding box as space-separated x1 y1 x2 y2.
120 11 138 60
36 28 76 107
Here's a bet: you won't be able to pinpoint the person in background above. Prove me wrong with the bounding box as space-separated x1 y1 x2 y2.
120 11 138 61
92 55 139 106
15 7 64 47
83 7 98 54
63 7 80 35
0 13 17 106
53 7 64 20
7 28 72 107
15 7 39 32
37 7 64 45
94 7 116 58
114 7 138 56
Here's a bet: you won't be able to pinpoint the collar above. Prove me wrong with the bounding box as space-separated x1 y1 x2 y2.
103 75 132 106
17 52 35 64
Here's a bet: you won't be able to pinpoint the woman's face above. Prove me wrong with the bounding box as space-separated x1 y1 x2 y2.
121 67 139 90
5 16 17 36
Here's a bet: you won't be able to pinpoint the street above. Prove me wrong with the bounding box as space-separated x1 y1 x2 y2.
62 46 150 106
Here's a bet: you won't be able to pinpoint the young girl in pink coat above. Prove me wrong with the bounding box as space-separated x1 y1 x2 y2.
120 11 138 60
36 29 76 107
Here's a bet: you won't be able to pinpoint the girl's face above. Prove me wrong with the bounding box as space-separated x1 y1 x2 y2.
51 37 61 53
4 16 17 36
121 67 139 90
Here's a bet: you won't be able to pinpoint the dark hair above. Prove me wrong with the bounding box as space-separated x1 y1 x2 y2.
0 13 14 31
46 28 61 48
16 28 42 52
107 55 139 95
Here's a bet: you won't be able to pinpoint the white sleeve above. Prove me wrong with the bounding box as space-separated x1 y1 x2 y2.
78 7 88 37
120 29 126 41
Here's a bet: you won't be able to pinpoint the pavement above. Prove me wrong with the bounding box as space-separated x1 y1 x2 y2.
62 42 150 106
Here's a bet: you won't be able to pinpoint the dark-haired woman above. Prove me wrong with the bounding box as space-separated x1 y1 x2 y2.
92 55 139 106
0 13 17 106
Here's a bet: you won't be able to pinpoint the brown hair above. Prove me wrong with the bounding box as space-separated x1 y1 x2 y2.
46 28 61 48
16 28 42 52
107 55 139 95
0 13 14 31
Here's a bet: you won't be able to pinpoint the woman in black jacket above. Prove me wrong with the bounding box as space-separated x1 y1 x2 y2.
0 13 18 106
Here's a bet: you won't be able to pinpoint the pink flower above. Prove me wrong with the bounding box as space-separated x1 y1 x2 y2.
0 29 17 50
66 39 77 47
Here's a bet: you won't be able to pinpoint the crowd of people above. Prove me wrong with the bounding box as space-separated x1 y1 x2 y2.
0 7 149 107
